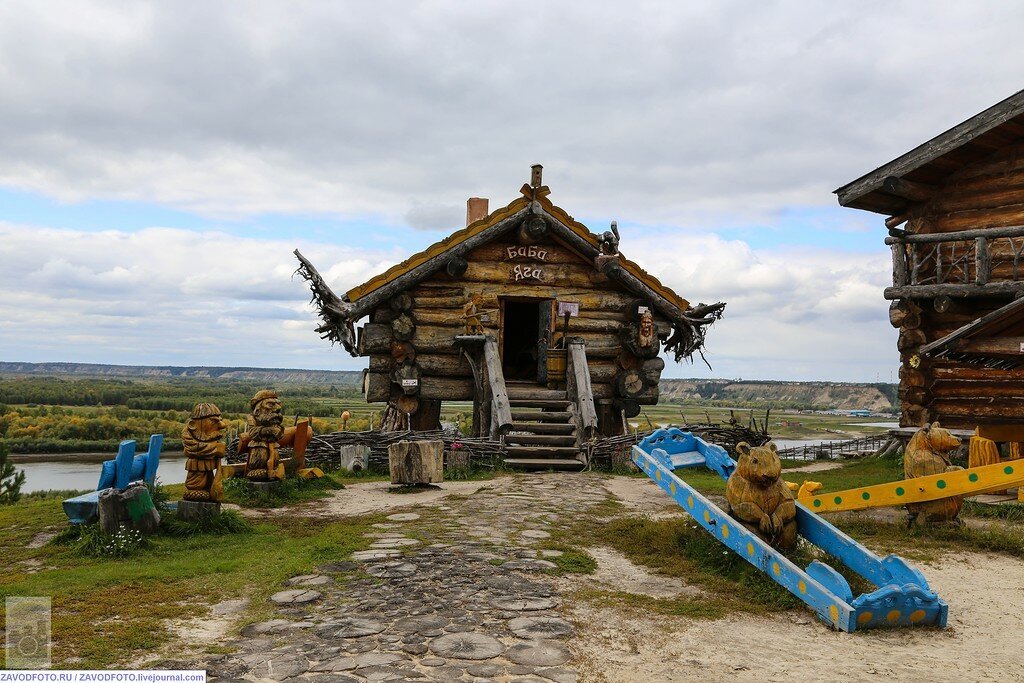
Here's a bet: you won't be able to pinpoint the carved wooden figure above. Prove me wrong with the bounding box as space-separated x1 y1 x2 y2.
181 402 227 502
726 441 797 550
904 422 964 524
462 293 486 334
236 390 316 482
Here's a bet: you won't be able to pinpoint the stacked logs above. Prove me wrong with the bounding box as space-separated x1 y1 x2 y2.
891 299 931 427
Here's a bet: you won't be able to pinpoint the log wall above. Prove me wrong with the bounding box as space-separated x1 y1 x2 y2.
358 234 670 433
896 141 1024 428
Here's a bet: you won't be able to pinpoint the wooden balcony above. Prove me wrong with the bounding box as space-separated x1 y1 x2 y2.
884 225 1024 299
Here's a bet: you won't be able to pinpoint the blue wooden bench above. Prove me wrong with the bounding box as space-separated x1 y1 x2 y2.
62 434 164 524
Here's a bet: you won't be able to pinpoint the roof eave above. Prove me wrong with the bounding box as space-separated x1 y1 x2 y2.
834 89 1024 215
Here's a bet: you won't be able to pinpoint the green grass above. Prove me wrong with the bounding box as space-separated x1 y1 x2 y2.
0 494 381 668
962 500 1024 522
573 587 729 620
547 548 598 575
221 473 346 508
833 517 1024 561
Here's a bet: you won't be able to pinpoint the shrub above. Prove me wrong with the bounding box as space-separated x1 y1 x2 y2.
0 440 26 504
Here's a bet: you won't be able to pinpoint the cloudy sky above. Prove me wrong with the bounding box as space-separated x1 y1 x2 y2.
1 1 1022 381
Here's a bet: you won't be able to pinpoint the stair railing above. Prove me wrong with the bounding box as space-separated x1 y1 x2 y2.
567 339 599 454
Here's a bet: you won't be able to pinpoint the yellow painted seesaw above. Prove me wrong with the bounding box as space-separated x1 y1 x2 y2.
792 459 1024 514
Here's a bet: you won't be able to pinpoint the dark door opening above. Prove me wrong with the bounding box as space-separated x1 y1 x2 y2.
501 300 544 381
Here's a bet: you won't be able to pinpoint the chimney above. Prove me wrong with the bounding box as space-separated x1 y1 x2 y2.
466 197 489 226
531 164 543 188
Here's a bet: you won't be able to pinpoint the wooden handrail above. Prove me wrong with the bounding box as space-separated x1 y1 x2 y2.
567 339 598 443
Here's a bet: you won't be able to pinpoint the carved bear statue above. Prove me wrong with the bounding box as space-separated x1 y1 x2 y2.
726 441 798 550
904 422 964 524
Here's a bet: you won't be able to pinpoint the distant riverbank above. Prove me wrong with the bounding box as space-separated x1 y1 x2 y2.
10 450 186 463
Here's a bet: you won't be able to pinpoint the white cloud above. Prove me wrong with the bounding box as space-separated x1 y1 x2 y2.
0 222 897 380
0 2 1021 224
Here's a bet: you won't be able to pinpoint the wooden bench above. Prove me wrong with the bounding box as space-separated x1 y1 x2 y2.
62 434 164 524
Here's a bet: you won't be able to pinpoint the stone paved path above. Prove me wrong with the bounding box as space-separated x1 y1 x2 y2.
196 474 614 683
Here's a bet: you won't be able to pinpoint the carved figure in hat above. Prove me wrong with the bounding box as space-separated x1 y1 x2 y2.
181 403 227 501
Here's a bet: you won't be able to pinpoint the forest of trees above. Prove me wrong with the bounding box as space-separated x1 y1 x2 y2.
0 377 367 453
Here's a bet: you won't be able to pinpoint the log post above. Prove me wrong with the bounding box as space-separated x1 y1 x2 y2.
975 236 990 285
891 242 909 287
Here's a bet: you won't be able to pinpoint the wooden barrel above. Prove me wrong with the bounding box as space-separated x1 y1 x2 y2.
546 348 567 383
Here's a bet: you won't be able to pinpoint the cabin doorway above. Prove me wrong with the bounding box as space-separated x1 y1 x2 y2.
500 298 553 382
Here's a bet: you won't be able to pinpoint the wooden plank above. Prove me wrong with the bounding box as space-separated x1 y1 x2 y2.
567 340 599 439
800 460 1024 513
483 336 513 436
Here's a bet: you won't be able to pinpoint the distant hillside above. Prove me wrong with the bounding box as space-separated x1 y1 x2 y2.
0 362 362 387
0 362 897 411
659 378 897 411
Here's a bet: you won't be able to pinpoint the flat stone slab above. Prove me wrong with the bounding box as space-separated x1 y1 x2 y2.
386 513 421 521
270 589 321 605
351 549 401 561
370 538 421 548
366 561 417 578
316 616 387 638
503 559 558 571
429 632 505 660
491 596 558 611
393 615 449 634
508 616 575 639
240 619 300 637
507 640 572 667
521 530 551 539
287 574 333 587
539 550 563 558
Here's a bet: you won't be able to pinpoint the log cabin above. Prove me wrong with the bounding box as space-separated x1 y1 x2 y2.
295 166 725 468
835 89 1024 440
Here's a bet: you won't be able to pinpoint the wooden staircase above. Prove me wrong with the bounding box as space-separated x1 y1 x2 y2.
503 383 585 470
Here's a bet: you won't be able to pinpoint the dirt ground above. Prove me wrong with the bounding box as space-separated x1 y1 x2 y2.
246 479 492 518
569 476 1024 683
218 475 1022 682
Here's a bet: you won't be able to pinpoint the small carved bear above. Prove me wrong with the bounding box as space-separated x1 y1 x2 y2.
726 441 798 550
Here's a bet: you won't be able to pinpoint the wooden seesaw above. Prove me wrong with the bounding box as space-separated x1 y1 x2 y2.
633 428 947 632
796 459 1024 513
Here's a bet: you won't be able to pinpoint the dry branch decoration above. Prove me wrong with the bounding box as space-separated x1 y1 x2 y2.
293 249 357 355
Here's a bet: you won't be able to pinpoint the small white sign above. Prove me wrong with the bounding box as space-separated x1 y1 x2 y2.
401 378 419 387
1019 341 1024 353
637 305 650 315
558 301 579 317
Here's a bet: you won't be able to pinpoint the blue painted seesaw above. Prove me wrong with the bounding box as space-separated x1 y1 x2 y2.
633 428 947 632
62 434 163 524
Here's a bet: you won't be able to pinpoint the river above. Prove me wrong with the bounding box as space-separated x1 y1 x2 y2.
14 456 188 494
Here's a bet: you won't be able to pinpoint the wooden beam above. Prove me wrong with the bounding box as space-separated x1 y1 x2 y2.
884 281 1024 299
882 176 935 202
957 337 1024 355
885 224 1024 245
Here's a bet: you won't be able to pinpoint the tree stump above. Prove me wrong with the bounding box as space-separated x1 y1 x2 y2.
446 447 470 472
177 499 221 522
339 445 370 472
98 483 161 535
388 440 444 485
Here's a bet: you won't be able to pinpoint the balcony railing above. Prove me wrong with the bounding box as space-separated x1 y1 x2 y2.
884 225 1024 299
